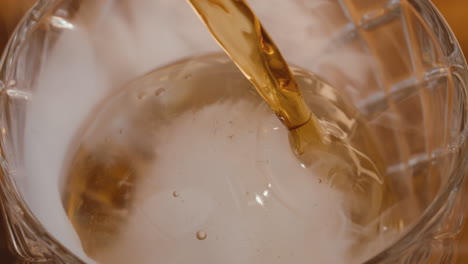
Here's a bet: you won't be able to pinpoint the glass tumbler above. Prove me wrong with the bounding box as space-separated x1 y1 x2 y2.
0 0 467 263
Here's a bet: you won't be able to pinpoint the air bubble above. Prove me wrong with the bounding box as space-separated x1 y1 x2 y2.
155 88 166 97
172 191 179 198
196 230 207 240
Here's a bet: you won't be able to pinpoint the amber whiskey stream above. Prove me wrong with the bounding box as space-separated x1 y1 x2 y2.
188 0 324 154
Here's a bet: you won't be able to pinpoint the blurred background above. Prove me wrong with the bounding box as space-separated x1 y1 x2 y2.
0 0 467 263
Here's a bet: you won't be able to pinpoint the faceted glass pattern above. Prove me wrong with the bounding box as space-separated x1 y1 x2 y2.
0 0 467 263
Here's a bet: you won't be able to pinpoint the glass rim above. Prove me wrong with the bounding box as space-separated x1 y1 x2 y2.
365 0 468 261
0 0 466 263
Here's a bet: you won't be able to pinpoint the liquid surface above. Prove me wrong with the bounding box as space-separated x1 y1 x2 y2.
63 55 392 263
64 0 393 262
188 0 385 197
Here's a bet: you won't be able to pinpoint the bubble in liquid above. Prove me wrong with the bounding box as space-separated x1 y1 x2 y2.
155 88 166 96
172 191 179 198
196 231 207 240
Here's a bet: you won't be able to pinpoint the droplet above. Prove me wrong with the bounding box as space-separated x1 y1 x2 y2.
255 195 264 206
172 191 179 198
119 129 125 135
5 89 31 100
184 74 193 80
318 179 322 184
105 137 110 143
155 88 166 97
50 16 75 29
196 230 207 240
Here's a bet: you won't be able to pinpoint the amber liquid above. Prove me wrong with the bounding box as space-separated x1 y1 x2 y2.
63 0 394 262
188 0 323 153
63 55 391 262
187 0 383 182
